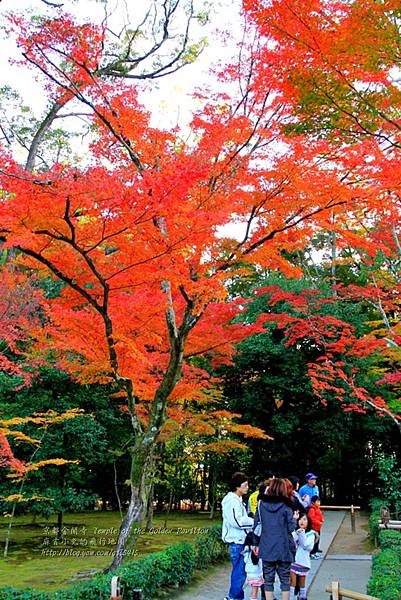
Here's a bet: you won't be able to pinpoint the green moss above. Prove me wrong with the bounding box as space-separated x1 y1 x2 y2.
0 511 221 591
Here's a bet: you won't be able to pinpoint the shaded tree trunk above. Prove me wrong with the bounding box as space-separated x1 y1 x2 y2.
57 511 63 540
164 488 174 528
108 436 155 571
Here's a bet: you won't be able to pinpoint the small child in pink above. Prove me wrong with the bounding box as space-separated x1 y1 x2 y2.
243 539 264 599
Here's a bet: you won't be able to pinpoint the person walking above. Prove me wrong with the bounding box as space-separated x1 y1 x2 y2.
299 473 319 509
252 477 295 600
222 472 254 600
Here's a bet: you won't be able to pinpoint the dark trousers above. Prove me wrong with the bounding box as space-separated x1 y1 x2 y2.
263 560 291 592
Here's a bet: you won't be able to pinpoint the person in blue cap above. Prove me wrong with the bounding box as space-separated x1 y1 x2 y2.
298 473 319 509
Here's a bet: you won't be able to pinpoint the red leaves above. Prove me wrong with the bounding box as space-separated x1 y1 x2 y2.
0 270 43 383
8 13 105 100
0 435 24 474
2 1 401 441
258 285 398 420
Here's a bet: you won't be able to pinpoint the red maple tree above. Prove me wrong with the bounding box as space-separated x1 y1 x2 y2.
2 2 400 566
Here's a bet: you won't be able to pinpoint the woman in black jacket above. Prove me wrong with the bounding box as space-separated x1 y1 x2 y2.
253 478 295 600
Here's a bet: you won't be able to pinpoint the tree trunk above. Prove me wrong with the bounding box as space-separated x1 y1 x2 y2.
145 452 155 530
208 462 217 519
145 482 154 531
108 437 155 571
330 230 337 295
57 511 63 540
164 488 174 528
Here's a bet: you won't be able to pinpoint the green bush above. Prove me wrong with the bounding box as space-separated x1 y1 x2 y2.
194 525 227 569
53 573 112 599
368 498 388 543
0 590 51 600
117 541 196 599
367 527 401 600
379 529 401 552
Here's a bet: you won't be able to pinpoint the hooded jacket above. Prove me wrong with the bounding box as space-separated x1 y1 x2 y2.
292 529 315 569
253 494 295 562
221 492 254 544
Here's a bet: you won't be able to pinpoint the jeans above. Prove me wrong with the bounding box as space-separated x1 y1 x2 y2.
228 542 246 599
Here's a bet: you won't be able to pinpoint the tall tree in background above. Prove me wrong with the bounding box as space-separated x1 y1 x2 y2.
243 0 401 411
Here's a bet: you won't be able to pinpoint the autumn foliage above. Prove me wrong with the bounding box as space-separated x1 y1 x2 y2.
1 0 401 566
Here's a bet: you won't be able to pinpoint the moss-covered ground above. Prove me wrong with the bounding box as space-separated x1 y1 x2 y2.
0 510 220 591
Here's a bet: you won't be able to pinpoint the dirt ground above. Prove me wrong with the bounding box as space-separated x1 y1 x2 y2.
328 511 375 554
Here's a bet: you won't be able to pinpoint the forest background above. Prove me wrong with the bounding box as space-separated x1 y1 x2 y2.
0 0 400 576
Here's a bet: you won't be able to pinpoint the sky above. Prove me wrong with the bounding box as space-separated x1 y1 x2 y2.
0 0 244 130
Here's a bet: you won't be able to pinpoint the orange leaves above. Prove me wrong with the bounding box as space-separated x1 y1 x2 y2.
8 13 105 99
4 1 401 445
160 406 270 454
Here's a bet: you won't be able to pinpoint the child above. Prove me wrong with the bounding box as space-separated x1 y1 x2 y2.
243 533 264 599
290 514 316 600
308 495 324 558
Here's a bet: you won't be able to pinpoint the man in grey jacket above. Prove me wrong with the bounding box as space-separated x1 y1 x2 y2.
221 472 254 600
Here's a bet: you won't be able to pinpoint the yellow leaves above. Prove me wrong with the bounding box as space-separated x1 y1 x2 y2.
1 408 87 477
0 494 52 503
1 430 40 445
25 458 79 473
34 408 85 425
0 408 84 431
8 458 79 480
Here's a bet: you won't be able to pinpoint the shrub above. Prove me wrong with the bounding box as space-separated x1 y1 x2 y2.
367 526 401 600
53 573 112 599
117 541 196 599
368 497 388 543
379 529 401 552
0 590 51 600
194 525 227 569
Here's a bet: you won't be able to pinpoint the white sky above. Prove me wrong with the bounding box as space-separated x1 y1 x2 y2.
0 0 244 130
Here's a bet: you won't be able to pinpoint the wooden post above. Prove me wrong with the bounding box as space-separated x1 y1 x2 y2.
380 505 390 526
350 505 355 534
326 583 380 600
132 590 143 600
110 576 122 600
331 581 340 600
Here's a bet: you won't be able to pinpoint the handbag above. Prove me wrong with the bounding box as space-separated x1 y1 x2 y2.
253 500 262 537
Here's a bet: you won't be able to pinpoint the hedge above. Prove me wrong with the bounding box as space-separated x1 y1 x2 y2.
0 525 227 600
367 528 401 600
